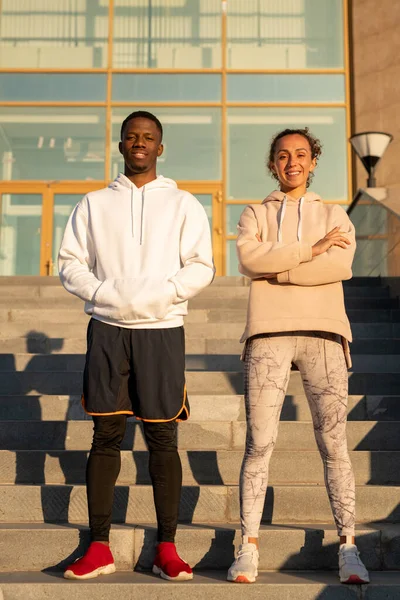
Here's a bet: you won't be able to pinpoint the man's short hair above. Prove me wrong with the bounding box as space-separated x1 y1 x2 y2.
120 111 163 141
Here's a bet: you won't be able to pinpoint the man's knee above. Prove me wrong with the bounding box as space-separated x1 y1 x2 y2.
143 421 178 452
91 415 126 451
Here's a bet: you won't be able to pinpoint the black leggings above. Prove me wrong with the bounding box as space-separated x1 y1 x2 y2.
86 415 182 543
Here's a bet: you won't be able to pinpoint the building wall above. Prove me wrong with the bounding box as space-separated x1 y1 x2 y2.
352 0 400 189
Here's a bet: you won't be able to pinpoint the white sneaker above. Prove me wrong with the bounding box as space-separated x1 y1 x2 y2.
227 541 259 583
338 544 370 584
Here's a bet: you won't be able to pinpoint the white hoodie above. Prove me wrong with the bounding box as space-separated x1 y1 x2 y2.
58 173 215 328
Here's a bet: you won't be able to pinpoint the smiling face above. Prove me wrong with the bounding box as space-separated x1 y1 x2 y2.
270 133 317 196
119 117 163 181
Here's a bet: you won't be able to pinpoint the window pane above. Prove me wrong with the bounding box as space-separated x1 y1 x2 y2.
0 194 42 275
113 0 222 68
350 203 387 236
194 194 213 231
227 107 347 200
228 74 345 103
113 74 221 102
227 0 344 69
227 205 247 235
111 108 221 181
0 74 107 102
226 240 240 276
0 0 108 68
0 107 106 181
52 195 82 276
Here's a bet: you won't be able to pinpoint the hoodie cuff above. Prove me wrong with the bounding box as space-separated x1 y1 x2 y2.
300 243 313 263
277 271 290 283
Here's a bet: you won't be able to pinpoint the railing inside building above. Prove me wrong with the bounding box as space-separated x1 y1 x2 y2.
351 196 400 278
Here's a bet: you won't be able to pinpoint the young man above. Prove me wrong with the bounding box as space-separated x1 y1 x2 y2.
59 111 214 581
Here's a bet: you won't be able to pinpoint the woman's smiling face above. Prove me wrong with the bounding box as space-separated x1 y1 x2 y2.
270 133 317 195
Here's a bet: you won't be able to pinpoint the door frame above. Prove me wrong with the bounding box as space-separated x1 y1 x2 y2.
0 180 223 276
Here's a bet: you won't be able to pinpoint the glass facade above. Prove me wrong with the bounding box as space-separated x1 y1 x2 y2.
0 0 350 276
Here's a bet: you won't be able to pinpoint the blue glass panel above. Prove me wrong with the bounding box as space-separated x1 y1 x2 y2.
0 74 107 102
112 107 221 181
228 75 345 103
0 107 106 180
113 74 221 102
228 107 347 200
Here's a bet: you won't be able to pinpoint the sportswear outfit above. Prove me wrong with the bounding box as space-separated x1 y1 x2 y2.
59 173 214 579
228 190 369 584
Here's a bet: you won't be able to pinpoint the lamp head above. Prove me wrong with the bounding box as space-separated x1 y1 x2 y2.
350 131 393 187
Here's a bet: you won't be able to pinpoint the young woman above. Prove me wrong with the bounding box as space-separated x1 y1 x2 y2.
227 128 369 585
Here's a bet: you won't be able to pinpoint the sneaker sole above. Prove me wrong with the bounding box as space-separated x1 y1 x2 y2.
341 575 370 585
64 563 116 580
230 575 255 584
152 564 193 581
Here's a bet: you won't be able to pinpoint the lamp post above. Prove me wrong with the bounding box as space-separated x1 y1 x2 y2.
347 131 393 215
350 131 393 188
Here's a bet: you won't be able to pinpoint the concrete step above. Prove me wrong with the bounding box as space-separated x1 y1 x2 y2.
0 522 399 574
0 420 397 451
2 571 400 600
2 449 399 486
1 336 400 356
0 320 400 340
1 321 400 340
0 294 395 311
0 523 398 574
1 352 400 373
0 483 398 524
1 394 398 422
1 370 400 395
1 308 400 326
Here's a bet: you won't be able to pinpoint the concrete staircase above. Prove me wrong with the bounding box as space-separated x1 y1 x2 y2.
0 275 399 599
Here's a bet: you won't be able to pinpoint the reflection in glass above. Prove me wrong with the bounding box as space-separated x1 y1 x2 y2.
111 108 221 181
0 194 42 275
113 0 221 68
113 74 221 102
226 240 240 276
193 194 212 232
228 74 345 103
351 202 389 277
52 195 82 276
227 0 344 69
0 74 107 102
227 107 347 200
0 1 108 68
227 205 247 236
0 107 106 181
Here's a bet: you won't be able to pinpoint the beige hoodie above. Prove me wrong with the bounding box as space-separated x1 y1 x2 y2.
236 190 356 367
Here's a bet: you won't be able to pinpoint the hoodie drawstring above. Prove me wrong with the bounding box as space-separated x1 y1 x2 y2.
297 196 304 242
131 187 134 238
277 195 287 243
277 194 304 242
140 187 145 245
130 186 145 244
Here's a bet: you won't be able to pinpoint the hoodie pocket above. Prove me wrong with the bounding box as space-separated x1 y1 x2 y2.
93 278 177 322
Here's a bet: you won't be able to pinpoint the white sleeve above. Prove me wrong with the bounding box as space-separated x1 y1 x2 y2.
58 200 102 302
170 194 215 301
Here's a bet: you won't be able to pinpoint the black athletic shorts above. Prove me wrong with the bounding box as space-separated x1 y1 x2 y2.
81 318 189 422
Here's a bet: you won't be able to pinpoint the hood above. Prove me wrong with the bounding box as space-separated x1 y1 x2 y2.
262 190 322 204
109 173 178 192
108 174 178 244
261 190 322 243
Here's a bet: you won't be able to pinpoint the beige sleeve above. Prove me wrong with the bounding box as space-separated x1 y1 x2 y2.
276 206 356 286
236 205 313 279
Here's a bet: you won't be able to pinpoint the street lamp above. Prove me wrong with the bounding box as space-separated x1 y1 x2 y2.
350 131 393 188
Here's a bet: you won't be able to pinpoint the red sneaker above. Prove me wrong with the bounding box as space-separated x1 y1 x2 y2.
64 542 116 580
152 542 193 581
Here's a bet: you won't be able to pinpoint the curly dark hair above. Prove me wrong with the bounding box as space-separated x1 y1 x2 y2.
267 127 323 188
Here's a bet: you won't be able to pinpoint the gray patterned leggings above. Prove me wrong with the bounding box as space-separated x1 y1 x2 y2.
240 332 355 538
